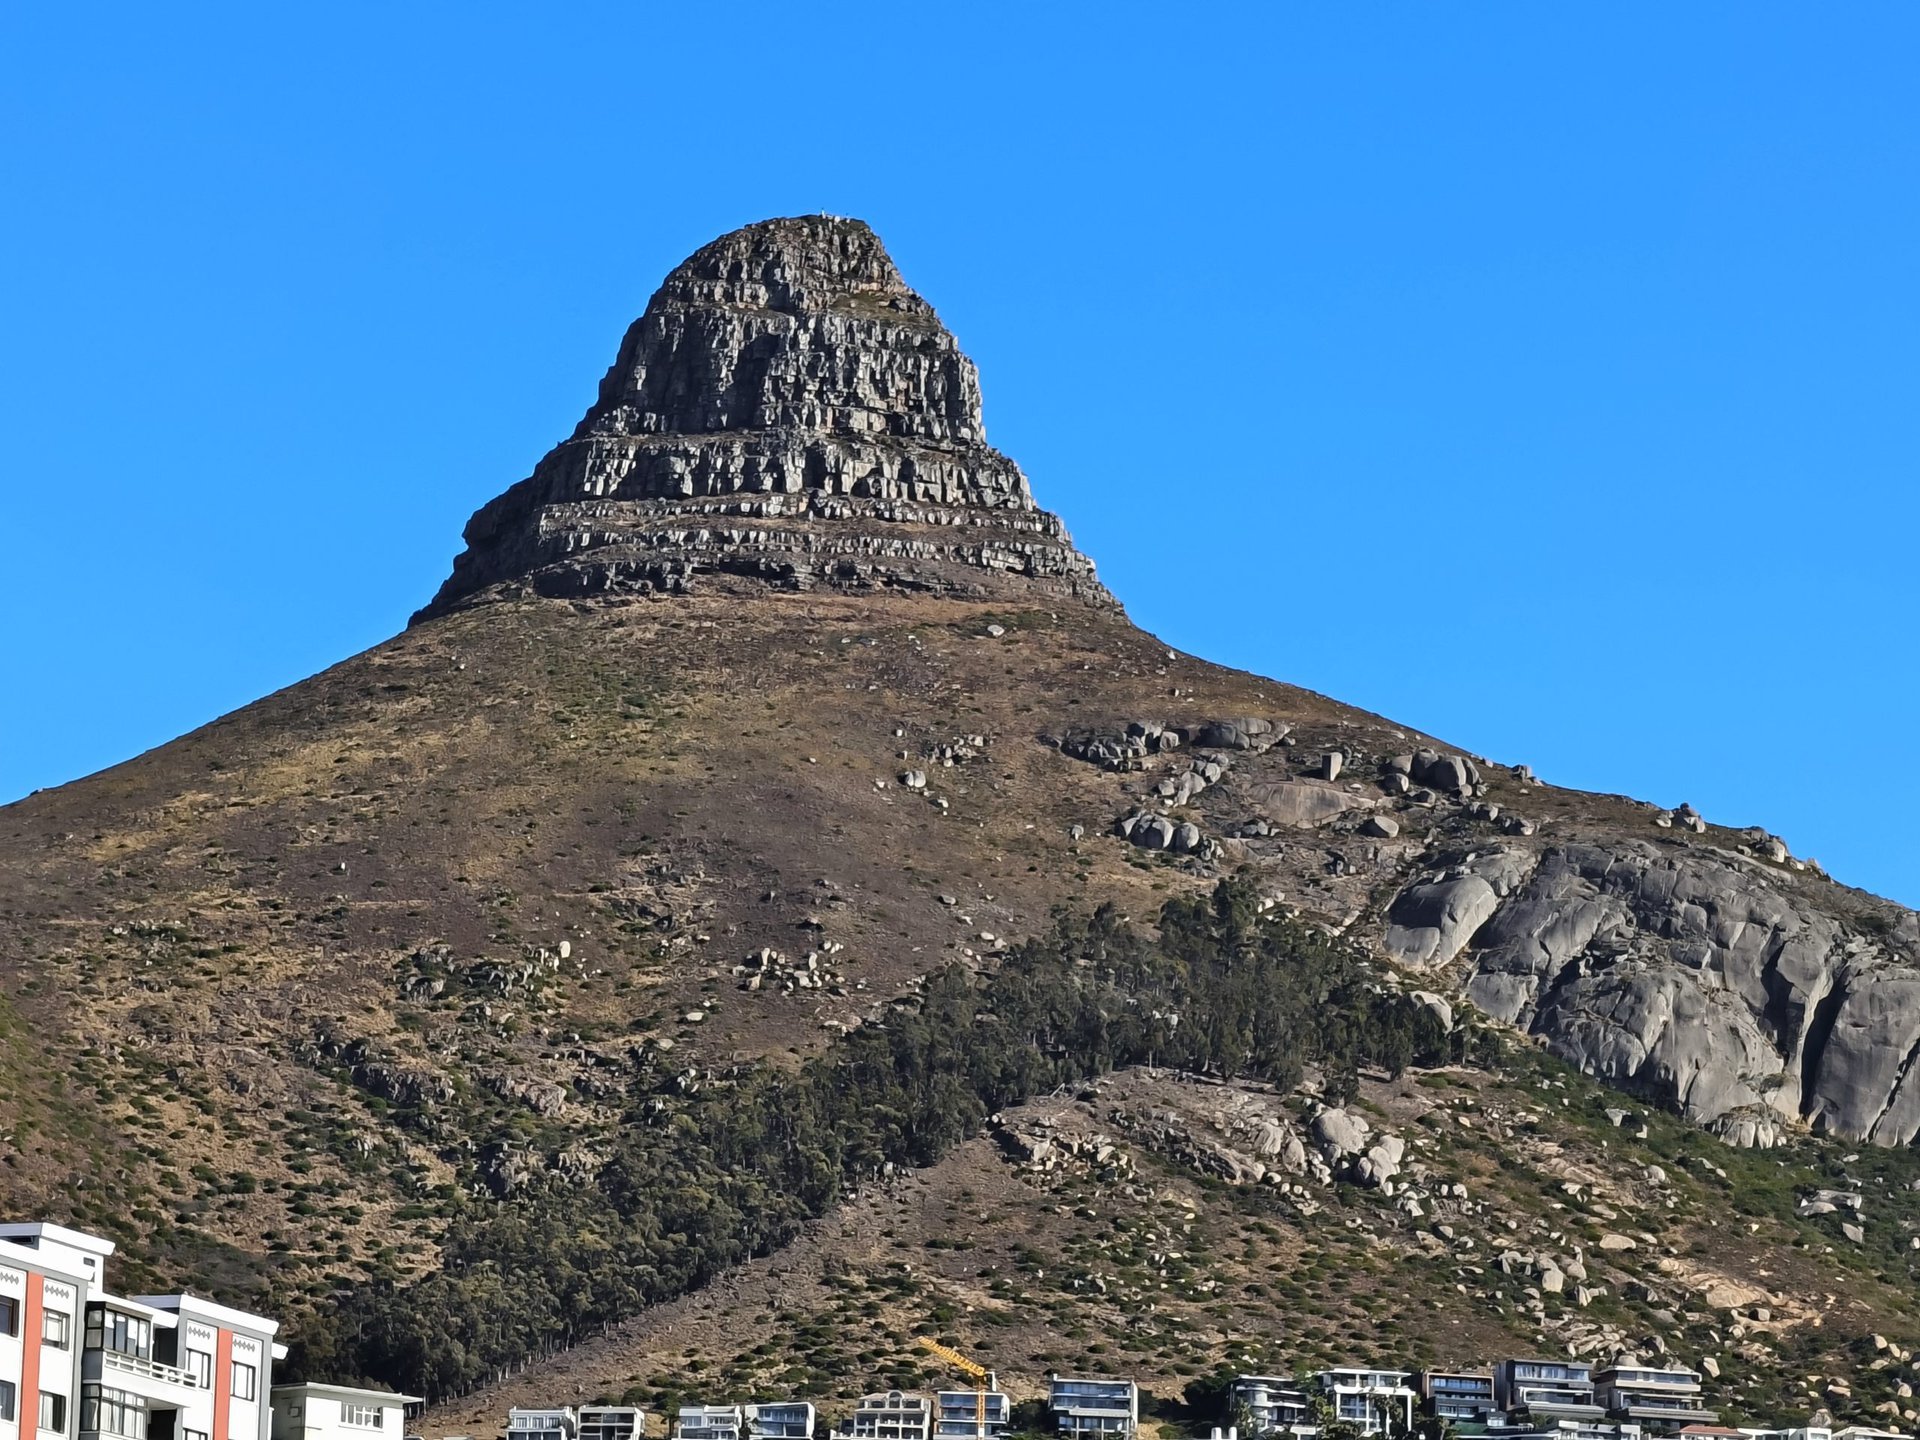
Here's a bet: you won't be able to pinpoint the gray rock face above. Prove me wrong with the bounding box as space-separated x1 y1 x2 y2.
1384 874 1501 967
415 216 1109 620
1403 840 1920 1146
1249 780 1373 829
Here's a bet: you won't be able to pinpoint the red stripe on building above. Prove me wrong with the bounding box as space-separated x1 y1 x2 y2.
20 1275 42 1436
213 1330 234 1440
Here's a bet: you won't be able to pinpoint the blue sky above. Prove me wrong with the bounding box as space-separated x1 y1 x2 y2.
2 4 1915 906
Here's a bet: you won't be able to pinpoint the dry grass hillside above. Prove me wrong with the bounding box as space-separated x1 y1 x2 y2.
3 589 1917 1432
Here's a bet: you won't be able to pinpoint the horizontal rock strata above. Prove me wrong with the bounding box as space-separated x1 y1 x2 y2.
416 215 1109 618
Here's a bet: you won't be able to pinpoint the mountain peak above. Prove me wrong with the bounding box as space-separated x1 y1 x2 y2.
414 216 1109 621
662 214 923 316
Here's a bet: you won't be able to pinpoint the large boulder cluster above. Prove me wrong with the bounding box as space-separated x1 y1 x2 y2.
1113 811 1208 855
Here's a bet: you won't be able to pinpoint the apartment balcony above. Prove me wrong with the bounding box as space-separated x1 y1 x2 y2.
1610 1403 1717 1424
82 1349 201 1409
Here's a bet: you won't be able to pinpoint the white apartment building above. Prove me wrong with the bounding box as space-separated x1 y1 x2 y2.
1316 1370 1416 1438
1048 1379 1137 1439
0 1225 89 1440
580 1409 645 1440
509 1410 579 1440
933 1389 1008 1440
509 1407 643 1440
1494 1361 1605 1423
1231 1377 1312 1436
1592 1362 1716 1428
677 1409 744 1440
839 1394 931 1440
270 1384 420 1440
0 1223 285 1440
745 1405 813 1440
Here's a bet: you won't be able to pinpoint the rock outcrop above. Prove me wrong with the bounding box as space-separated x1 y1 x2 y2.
1384 841 1920 1146
415 215 1109 618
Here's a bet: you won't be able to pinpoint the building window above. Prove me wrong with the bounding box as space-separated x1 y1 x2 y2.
43 1310 70 1350
342 1405 384 1428
81 1387 147 1439
85 1307 152 1361
0 1297 17 1337
185 1349 213 1389
231 1361 257 1402
187 1429 211 1440
39 1392 68 1434
0 1380 14 1422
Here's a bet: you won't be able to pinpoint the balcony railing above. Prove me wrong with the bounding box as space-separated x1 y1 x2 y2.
101 1350 195 1388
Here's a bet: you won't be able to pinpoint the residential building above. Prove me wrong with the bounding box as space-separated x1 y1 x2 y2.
579 1408 644 1440
1494 1363 1604 1423
746 1406 813 1440
0 1222 284 1440
1230 1377 1312 1436
1592 1362 1716 1429
1491 1424 1642 1440
508 1410 579 1440
1421 1372 1495 1426
934 1389 1008 1440
1316 1371 1416 1438
678 1409 745 1440
271 1383 421 1440
840 1394 930 1440
1049 1379 1138 1439
0 1224 91 1440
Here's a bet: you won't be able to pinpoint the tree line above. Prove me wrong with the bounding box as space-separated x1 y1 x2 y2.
285 879 1454 1399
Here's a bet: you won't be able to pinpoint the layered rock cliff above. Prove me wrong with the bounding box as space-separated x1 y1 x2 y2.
416 215 1109 618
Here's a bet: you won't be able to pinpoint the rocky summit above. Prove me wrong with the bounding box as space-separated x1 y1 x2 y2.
417 216 1108 618
5 216 1920 1428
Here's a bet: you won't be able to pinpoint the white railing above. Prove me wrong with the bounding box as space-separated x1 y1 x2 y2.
102 1350 195 1388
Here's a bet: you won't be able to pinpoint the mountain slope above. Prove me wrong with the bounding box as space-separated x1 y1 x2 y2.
3 215 1918 1430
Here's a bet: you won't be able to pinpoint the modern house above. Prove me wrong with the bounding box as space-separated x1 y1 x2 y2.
746 1405 815 1440
1494 1363 1605 1423
1230 1377 1313 1436
271 1383 422 1440
1316 1370 1417 1437
678 1408 746 1440
840 1394 931 1440
934 1388 1009 1440
1494 1422 1644 1440
0 1222 285 1440
509 1410 580 1440
510 1409 646 1440
1049 1379 1138 1439
1592 1362 1717 1429
579 1408 645 1440
1420 1371 1495 1426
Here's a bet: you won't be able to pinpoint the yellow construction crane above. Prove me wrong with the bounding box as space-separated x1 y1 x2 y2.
917 1337 998 1433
